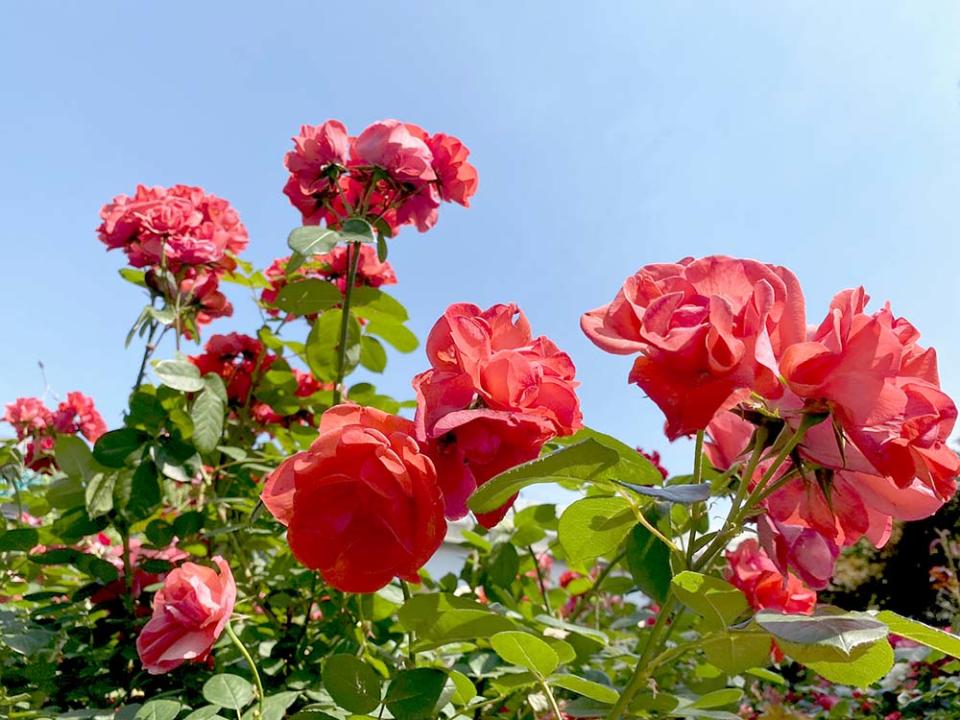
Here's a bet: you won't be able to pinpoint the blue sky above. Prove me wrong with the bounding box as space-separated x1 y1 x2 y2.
2 2 960 482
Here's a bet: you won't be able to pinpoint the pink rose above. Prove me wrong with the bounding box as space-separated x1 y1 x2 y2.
285 120 350 195
353 120 437 185
725 539 816 614
136 556 236 674
427 133 478 206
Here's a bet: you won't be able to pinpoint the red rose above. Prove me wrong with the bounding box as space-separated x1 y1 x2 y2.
285 120 350 195
189 333 275 404
261 405 445 593
581 256 806 439
427 133 478 207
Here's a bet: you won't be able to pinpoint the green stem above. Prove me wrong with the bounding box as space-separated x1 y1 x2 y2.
685 430 706 566
120 527 134 616
133 320 160 392
571 550 625 623
399 580 416 665
332 241 362 405
225 622 264 719
606 595 679 719
528 545 553 616
538 676 564 720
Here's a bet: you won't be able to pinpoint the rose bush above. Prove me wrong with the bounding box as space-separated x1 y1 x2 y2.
1 118 959 720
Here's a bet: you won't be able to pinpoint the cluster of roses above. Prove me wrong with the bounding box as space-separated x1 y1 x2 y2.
261 302 582 592
188 332 328 430
261 244 397 320
284 119 478 233
4 393 106 470
583 255 960 598
98 184 249 335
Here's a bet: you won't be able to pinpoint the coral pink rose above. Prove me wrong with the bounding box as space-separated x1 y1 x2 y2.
4 397 52 438
136 556 236 675
414 303 581 525
261 405 445 592
758 516 838 591
781 287 959 499
427 133 478 206
725 538 816 614
51 392 107 442
581 256 806 439
353 120 436 185
285 120 350 195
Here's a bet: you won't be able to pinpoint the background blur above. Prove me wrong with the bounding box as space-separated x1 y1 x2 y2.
2 2 959 486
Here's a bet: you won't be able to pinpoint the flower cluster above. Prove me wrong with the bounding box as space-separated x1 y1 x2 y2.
584 255 960 589
283 119 477 235
189 333 328 430
413 303 583 526
261 246 397 319
260 302 581 591
4 392 106 470
98 184 248 336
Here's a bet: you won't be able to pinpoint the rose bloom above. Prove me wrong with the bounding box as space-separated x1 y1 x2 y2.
781 287 959 499
725 538 816 614
51 391 107 442
352 119 437 185
261 405 446 593
136 556 236 675
4 397 52 438
414 303 582 526
581 256 806 439
261 248 397 319
146 266 233 334
97 184 248 271
190 333 276 404
284 120 350 195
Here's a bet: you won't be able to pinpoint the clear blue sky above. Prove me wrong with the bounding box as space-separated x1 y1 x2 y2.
2 2 959 480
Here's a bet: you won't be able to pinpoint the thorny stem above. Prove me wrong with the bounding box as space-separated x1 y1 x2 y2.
225 622 264 720
685 430 706 566
133 320 160 392
332 241 362 405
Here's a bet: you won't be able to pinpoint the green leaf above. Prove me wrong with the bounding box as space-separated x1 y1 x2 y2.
366 319 419 353
447 670 476 705
203 673 255 710
549 674 618 704
701 631 773 674
93 428 148 468
46 475 84 509
351 287 409 323
490 631 559 677
558 496 635 564
672 572 749 630
153 359 204 392
119 268 147 286
183 707 225 720
376 233 388 262
803 638 894 688
384 668 449 720
55 435 97 480
755 609 889 661
322 654 382 714
245 693 300 720
146 519 175 547
625 483 711 504
85 472 116 518
135 700 182 720
470 440 618 513
487 542 520 588
191 376 227 454
288 225 338 256
306 309 361 382
359 335 388 373
173 510 205 538
0 528 39 552
626 520 672 603
125 462 161 521
876 610 960 659
686 688 744 709
274 279 343 315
